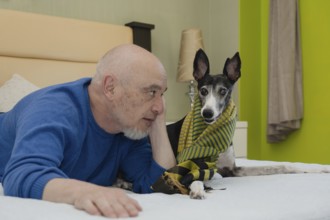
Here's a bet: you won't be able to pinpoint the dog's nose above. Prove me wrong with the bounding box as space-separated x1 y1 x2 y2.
202 109 214 119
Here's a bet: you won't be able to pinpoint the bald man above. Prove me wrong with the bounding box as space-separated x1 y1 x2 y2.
0 44 176 218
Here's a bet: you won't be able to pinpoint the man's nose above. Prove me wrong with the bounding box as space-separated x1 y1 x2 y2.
152 96 164 114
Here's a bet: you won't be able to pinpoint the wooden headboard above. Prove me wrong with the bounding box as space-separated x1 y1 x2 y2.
0 9 152 87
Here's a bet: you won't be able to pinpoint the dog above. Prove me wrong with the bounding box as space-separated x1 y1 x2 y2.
166 49 330 199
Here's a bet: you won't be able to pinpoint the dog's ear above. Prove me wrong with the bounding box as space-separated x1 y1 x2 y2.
223 52 241 84
193 49 210 81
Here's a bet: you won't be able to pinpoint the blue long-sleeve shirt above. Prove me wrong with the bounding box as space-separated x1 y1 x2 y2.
0 78 165 199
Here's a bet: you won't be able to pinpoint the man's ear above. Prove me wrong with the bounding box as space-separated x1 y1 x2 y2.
103 75 116 98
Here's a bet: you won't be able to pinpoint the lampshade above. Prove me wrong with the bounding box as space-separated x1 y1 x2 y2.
177 28 204 82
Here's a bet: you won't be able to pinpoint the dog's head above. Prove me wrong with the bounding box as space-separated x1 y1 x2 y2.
193 49 241 124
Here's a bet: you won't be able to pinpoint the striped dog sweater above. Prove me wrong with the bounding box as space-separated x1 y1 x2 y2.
152 95 237 194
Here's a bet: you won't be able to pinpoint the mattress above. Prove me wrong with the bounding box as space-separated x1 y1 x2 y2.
1 158 330 220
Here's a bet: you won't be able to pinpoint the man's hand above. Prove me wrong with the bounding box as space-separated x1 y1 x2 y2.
148 97 176 169
74 187 141 218
43 178 142 218
149 96 167 130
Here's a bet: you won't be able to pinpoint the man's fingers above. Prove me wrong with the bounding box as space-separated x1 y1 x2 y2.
93 197 118 218
110 203 130 218
119 197 142 217
74 199 101 216
94 198 141 218
73 187 142 218
124 203 140 217
89 195 142 218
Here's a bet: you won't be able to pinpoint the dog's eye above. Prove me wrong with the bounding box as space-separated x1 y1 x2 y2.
200 88 208 96
219 88 227 96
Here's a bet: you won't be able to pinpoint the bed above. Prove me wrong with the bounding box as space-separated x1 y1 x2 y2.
1 159 330 219
1 9 330 220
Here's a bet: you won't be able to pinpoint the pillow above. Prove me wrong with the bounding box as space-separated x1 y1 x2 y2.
0 74 39 112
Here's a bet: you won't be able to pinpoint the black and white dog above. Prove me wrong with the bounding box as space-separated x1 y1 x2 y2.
166 49 330 199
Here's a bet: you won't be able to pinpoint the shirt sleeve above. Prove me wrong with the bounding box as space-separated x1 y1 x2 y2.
2 103 75 199
119 138 166 193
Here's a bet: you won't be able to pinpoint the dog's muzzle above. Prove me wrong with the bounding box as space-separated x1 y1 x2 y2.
202 109 219 124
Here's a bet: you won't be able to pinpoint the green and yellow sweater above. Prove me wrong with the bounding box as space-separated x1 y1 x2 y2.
152 95 237 194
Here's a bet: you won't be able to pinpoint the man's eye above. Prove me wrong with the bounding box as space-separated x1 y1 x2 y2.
149 90 157 97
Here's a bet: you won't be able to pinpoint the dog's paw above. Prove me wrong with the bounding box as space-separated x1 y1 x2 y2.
189 181 206 199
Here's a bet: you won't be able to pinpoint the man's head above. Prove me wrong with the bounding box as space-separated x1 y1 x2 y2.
90 44 167 139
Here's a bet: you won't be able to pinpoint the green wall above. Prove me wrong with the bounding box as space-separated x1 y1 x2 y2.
240 0 330 164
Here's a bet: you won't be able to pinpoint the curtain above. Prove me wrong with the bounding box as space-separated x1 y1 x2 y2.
267 0 303 143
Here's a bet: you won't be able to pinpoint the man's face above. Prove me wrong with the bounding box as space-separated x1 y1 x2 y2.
112 71 167 140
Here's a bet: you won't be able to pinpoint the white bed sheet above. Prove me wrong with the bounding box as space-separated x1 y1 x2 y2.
1 159 330 220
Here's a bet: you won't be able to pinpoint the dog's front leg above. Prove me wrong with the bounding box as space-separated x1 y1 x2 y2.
189 181 206 199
